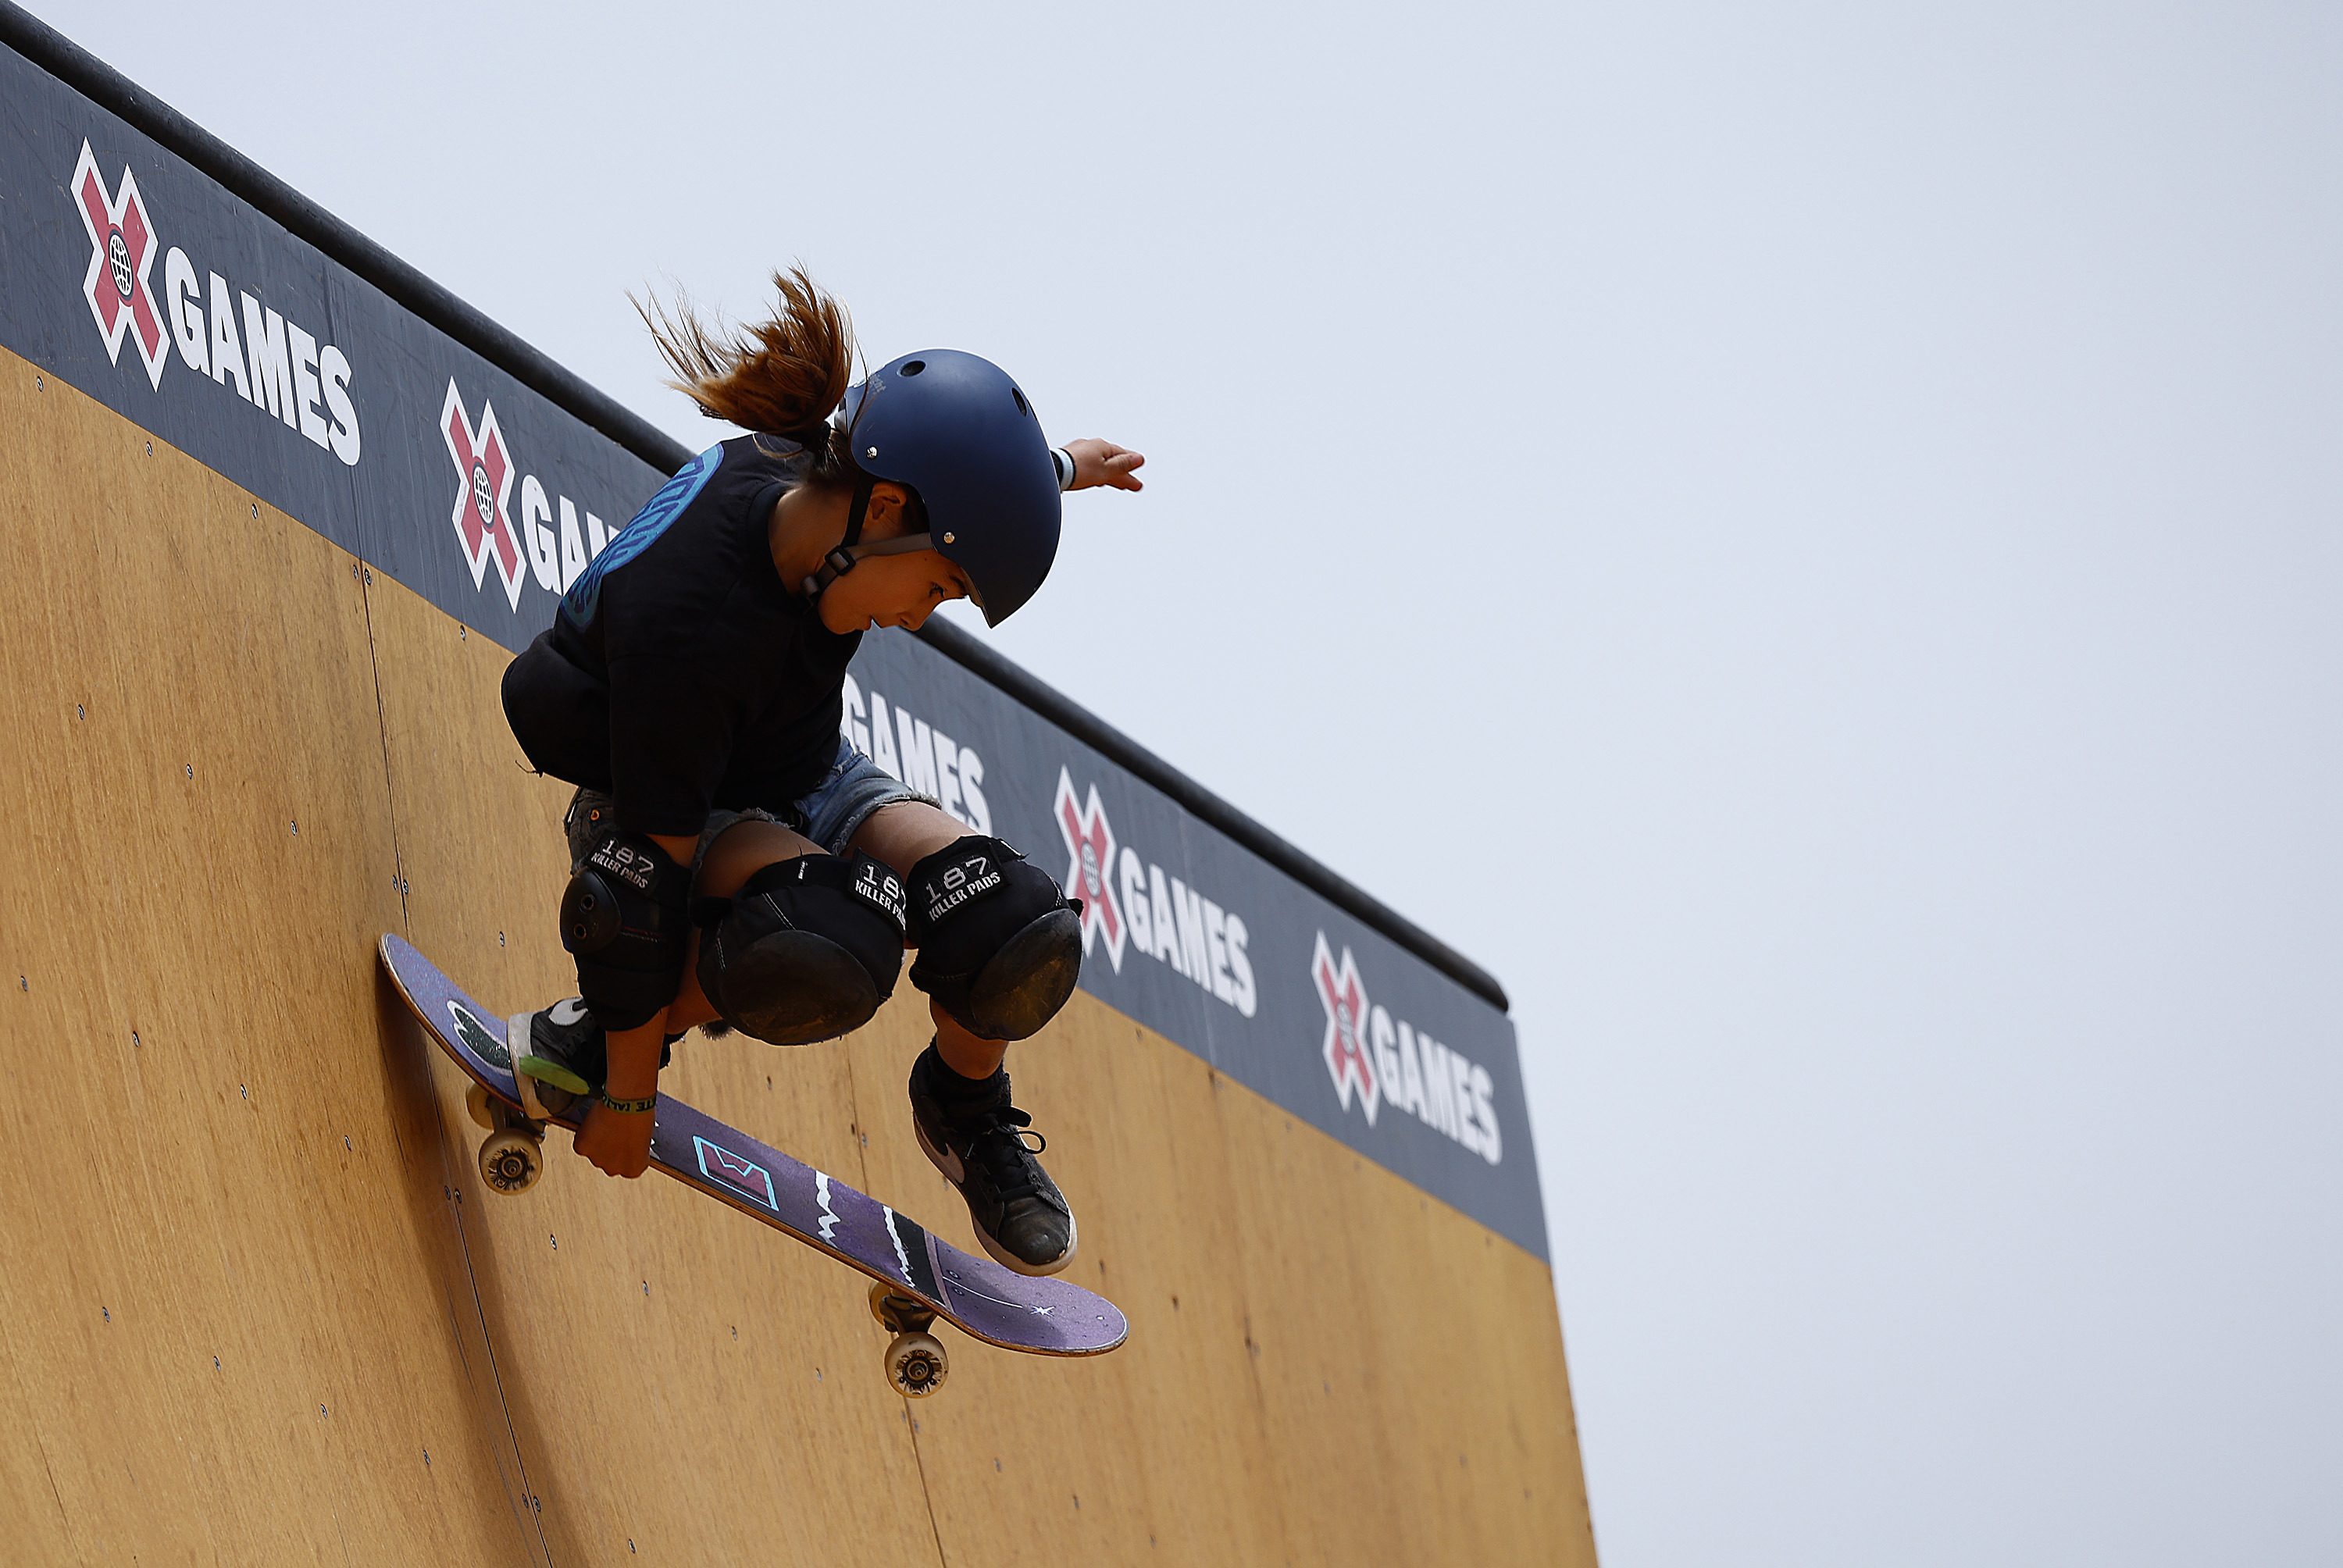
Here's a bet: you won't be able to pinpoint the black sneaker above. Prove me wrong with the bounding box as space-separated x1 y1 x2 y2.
509 998 604 1120
908 1045 1077 1277
508 1000 683 1121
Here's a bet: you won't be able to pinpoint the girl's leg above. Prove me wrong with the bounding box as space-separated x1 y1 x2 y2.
660 818 826 1033
854 799 1079 1275
849 800 1011 1078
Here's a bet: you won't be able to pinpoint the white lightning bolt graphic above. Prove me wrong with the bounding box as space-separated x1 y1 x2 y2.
883 1208 914 1286
814 1171 839 1244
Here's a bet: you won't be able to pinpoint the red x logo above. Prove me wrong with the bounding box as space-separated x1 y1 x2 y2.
70 142 167 390
439 380 524 609
1312 932 1379 1124
1054 768 1125 971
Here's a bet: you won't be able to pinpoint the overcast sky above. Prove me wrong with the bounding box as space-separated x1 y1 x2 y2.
30 2 2341 1563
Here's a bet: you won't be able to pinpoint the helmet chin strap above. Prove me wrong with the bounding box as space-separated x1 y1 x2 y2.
801 471 934 602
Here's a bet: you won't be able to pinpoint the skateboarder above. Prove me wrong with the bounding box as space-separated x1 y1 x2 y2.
498 269 1143 1277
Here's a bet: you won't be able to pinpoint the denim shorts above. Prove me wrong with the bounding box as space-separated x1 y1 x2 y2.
563 734 936 873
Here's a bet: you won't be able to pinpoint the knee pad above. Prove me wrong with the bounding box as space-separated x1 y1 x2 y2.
907 836 1083 1041
561 828 691 1031
694 852 908 1046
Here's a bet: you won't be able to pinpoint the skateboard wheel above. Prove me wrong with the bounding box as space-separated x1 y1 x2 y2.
478 1128 543 1196
885 1331 947 1398
465 1082 494 1132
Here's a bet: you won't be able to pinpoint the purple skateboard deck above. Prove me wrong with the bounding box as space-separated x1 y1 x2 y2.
381 934 1127 1360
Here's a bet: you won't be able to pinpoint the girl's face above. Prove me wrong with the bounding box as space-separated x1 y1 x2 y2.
815 538 976 635
775 477 979 634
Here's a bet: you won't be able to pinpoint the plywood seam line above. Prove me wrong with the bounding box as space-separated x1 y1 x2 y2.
840 1041 953 1568
440 1199 558 1566
31 1423 70 1541
354 565 411 932
398 1021 556 1565
354 574 551 1566
907 1413 950 1568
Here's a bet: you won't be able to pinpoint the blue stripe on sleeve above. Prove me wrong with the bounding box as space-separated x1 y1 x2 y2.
560 444 725 629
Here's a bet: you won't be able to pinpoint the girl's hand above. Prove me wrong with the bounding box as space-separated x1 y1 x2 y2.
1064 438 1145 492
573 1098 655 1178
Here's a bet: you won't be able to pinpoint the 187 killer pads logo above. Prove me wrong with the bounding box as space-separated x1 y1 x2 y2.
1311 933 1503 1164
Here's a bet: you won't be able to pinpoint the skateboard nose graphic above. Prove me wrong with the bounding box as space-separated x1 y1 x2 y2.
690 1135 779 1213
446 1001 510 1070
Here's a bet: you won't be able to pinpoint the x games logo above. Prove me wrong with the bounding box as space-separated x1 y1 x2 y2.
1055 768 1126 971
440 382 526 610
59 137 366 464
1312 935 1378 1124
71 142 166 389
1307 931 1505 1165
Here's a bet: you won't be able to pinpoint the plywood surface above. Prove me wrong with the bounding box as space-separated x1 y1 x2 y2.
0 351 1596 1566
0 355 534 1566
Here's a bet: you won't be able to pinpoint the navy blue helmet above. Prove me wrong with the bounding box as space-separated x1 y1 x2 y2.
832 349 1063 626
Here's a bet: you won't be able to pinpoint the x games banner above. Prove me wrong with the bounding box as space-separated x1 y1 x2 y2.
0 37 1546 1259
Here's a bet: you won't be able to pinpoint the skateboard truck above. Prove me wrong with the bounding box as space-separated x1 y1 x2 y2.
464 1082 547 1196
868 1282 949 1397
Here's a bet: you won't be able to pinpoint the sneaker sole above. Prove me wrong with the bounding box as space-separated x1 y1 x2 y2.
506 1009 587 1121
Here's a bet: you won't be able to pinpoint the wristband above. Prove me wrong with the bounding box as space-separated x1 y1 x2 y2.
1051 447 1076 491
599 1091 657 1115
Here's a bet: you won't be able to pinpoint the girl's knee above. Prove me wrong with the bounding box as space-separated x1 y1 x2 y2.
695 818 823 898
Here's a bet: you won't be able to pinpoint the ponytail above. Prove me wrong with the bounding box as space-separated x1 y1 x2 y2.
634 266 858 480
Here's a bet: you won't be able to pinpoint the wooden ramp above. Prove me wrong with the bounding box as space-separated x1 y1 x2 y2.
0 351 1597 1565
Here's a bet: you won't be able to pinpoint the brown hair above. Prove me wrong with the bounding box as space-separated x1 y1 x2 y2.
634 266 859 483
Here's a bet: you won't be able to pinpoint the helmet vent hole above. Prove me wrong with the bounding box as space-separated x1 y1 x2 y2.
1011 387 1030 416
900 359 925 377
